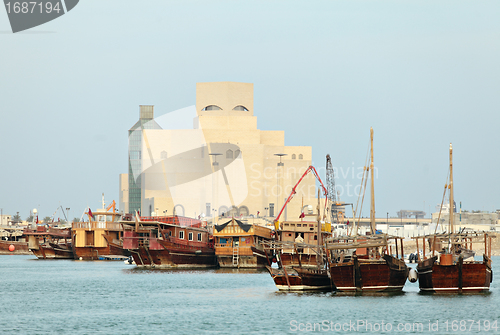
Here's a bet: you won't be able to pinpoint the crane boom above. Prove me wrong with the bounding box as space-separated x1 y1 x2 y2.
274 165 328 228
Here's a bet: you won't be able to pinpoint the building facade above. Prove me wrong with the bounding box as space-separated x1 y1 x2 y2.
120 82 318 220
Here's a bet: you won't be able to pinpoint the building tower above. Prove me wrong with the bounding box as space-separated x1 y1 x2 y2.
127 106 161 214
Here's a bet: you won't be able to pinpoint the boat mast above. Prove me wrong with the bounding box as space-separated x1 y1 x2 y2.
449 143 454 234
317 189 321 247
370 127 376 235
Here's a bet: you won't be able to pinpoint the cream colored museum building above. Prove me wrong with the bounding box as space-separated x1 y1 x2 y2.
119 82 319 220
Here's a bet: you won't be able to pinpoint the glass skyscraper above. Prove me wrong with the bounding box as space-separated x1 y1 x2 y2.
128 106 161 214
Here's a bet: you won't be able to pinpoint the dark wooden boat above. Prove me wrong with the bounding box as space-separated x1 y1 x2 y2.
266 265 331 291
327 235 408 293
266 168 333 291
417 254 492 294
0 239 30 254
326 128 408 293
413 144 493 294
0 227 30 254
123 215 217 268
264 239 332 291
414 232 493 293
24 226 73 259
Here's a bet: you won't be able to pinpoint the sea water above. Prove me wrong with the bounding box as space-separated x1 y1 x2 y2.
1 255 499 334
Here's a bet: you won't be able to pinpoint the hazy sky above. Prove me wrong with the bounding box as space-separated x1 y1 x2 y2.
1 1 499 220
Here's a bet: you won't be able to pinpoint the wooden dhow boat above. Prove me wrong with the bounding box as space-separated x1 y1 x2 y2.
24 226 73 259
123 214 217 268
326 234 408 293
326 128 408 293
72 198 125 260
0 227 29 254
266 167 332 291
412 143 493 294
265 240 332 291
213 218 273 268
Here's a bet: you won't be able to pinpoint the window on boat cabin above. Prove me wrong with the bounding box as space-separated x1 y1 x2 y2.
226 149 233 159
188 232 193 241
314 235 317 240
288 233 292 237
152 229 159 238
179 231 184 239
284 223 289 226
310 227 314 231
297 224 301 227
232 105 249 111
299 154 303 159
292 154 296 159
197 233 202 242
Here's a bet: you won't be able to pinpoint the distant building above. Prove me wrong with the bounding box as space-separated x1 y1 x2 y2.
120 82 318 219
397 210 426 219
0 215 12 226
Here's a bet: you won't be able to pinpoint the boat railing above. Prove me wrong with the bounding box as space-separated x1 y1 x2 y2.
72 222 122 230
261 240 324 256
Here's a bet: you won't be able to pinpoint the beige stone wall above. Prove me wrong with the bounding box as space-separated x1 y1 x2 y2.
123 82 321 220
119 174 128 214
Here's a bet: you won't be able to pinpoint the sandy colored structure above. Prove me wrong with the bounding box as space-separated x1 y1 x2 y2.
120 82 318 221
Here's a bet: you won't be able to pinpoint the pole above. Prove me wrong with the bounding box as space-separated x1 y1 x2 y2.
449 143 454 234
370 127 375 235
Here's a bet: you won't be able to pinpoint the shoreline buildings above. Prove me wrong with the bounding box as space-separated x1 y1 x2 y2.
119 82 318 220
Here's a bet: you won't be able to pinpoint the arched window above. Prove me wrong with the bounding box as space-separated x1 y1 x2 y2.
202 105 222 111
219 206 229 217
226 149 233 159
173 204 185 216
232 105 249 111
292 154 296 159
299 154 303 160
235 149 241 158
229 206 239 217
239 206 249 217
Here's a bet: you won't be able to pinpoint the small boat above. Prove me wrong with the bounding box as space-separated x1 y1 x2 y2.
326 128 408 294
24 226 73 259
123 214 217 268
213 217 273 268
412 144 493 294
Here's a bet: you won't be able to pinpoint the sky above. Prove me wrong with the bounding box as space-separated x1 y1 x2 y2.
1 0 499 221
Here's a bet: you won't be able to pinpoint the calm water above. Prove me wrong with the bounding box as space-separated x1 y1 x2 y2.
1 255 499 334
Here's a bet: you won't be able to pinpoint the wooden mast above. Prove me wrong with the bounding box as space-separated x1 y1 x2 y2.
370 127 376 235
449 143 454 234
317 189 321 247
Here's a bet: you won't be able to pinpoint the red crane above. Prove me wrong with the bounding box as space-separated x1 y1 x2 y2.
273 165 328 228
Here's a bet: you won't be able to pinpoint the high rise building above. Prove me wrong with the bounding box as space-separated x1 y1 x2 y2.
126 106 161 214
